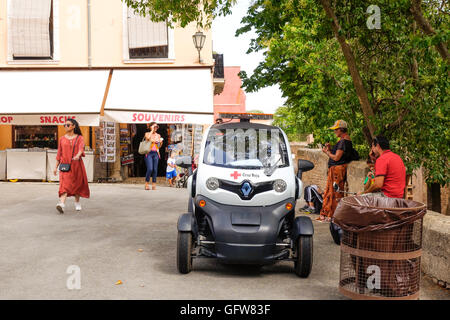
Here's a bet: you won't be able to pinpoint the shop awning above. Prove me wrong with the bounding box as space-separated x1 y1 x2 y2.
0 70 108 126
103 68 214 124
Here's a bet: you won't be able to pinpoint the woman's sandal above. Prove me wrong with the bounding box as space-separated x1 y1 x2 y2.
145 183 150 190
315 216 330 223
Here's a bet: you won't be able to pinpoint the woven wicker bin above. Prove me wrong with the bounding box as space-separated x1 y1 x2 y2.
333 196 426 300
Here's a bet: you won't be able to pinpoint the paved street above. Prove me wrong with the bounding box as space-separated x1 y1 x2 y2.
0 182 448 300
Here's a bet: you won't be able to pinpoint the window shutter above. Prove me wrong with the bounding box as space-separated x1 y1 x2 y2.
10 0 53 58
127 8 168 49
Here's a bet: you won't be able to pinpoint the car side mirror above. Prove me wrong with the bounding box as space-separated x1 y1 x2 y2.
297 159 314 179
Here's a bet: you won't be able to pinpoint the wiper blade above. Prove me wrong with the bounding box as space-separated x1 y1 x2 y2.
264 157 281 176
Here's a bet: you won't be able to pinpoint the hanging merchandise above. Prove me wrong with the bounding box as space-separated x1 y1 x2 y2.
98 121 116 163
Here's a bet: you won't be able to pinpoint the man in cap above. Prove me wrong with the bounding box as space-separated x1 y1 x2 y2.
318 120 355 222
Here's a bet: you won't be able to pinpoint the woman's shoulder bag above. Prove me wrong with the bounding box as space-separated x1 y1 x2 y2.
138 136 152 155
59 136 79 172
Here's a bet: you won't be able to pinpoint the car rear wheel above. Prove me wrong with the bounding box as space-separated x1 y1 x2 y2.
177 231 193 274
294 235 313 278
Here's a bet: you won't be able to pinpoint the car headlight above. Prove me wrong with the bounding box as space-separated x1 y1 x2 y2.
206 177 219 190
273 179 287 193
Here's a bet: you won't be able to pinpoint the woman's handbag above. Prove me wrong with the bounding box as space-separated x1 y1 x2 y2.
59 136 79 172
138 137 152 155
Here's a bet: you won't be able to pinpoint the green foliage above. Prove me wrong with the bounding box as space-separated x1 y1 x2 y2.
121 0 236 28
247 109 264 113
237 0 449 185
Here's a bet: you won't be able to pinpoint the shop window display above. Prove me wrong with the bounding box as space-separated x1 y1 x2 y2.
14 126 58 149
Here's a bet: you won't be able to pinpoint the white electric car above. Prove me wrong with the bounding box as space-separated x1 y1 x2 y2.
176 119 315 277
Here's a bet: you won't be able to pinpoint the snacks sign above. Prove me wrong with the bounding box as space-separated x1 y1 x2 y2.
0 114 100 126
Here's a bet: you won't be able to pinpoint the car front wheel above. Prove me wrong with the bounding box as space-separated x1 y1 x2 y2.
294 235 313 278
177 231 193 274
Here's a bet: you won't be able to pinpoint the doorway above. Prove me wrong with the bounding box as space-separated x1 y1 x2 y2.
131 124 168 178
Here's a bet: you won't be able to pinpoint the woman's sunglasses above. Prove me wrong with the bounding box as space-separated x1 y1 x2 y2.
64 123 73 127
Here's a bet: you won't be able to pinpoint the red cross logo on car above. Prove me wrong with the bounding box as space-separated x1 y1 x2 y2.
230 171 241 180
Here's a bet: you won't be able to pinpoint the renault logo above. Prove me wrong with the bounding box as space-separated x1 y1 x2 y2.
241 182 252 197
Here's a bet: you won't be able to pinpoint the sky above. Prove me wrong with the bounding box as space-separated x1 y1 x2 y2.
211 0 285 114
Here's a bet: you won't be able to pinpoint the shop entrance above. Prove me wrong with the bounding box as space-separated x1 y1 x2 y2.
131 124 168 178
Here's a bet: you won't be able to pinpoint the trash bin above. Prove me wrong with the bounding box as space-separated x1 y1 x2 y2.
333 196 426 300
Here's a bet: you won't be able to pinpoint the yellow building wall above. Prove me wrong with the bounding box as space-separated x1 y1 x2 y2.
0 0 213 68
57 126 90 147
0 125 12 150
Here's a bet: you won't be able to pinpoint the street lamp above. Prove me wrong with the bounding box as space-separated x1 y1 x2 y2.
192 31 206 63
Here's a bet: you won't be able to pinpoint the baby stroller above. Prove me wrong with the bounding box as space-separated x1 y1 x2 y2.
175 156 193 188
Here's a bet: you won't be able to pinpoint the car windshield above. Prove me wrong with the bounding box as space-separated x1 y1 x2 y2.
203 127 289 170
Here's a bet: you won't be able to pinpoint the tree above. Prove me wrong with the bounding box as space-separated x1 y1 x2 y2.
121 0 236 28
236 0 449 186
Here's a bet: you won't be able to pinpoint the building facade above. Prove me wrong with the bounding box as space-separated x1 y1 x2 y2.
213 66 246 121
0 0 218 181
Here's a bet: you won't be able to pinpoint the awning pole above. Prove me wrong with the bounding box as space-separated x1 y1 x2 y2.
101 69 114 116
87 0 92 68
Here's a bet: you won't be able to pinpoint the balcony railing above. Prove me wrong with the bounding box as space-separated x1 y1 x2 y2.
213 53 224 79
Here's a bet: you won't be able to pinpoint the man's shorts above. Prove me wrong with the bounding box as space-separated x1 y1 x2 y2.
166 170 177 179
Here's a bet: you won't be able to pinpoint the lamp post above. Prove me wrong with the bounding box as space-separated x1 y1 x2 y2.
192 31 206 63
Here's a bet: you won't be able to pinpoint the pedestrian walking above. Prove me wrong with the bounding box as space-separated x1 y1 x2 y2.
53 119 90 214
318 120 355 222
360 135 406 198
144 122 163 190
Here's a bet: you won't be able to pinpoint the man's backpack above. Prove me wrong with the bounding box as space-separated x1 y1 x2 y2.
344 141 360 162
349 147 360 161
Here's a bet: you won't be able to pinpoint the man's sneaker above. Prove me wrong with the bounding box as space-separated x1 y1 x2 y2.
75 202 82 211
56 203 65 214
305 207 316 214
300 204 309 211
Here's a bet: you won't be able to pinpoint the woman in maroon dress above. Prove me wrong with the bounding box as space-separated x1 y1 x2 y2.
53 119 90 214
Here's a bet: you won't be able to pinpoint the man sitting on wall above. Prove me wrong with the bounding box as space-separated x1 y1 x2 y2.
360 135 406 198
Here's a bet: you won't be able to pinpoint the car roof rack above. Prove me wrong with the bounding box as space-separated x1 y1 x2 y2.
219 112 273 123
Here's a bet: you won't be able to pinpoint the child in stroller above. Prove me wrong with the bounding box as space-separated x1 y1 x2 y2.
175 155 194 188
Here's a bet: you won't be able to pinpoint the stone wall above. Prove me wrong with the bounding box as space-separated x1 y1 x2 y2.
422 211 450 288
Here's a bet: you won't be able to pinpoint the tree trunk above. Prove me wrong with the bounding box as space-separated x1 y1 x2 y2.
319 0 376 139
410 0 450 64
427 183 441 213
411 22 419 81
362 126 373 146
446 188 450 216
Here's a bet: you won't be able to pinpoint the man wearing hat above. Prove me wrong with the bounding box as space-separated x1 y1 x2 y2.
318 120 354 222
